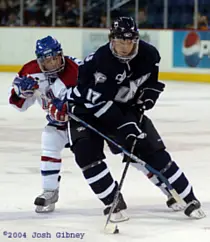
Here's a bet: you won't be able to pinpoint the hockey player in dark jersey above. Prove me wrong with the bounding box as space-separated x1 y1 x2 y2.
49 17 205 219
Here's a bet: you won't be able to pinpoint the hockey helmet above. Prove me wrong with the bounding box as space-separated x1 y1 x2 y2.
35 36 65 77
109 17 139 62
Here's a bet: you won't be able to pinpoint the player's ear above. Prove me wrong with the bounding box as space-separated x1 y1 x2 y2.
108 34 112 41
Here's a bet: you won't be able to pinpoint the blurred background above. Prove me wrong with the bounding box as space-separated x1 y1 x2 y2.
0 0 209 29
0 0 209 80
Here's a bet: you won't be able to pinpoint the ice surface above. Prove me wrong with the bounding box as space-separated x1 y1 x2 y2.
1 72 210 241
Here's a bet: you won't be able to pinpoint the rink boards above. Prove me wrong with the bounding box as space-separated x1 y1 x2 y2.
0 28 209 83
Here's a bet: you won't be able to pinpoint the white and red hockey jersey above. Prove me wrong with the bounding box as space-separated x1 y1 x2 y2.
9 56 80 112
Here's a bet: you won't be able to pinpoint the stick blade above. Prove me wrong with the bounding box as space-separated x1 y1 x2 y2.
104 223 119 234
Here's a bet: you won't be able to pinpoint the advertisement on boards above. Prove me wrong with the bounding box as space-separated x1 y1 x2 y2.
138 31 159 50
173 31 210 68
82 29 159 59
82 29 109 59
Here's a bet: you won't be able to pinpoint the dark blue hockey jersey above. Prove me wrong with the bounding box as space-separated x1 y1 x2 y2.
67 40 164 128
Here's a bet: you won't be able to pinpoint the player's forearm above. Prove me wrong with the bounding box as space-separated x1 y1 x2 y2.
8 87 36 111
92 101 127 129
8 87 26 110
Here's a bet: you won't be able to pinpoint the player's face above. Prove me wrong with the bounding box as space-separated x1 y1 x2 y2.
112 39 135 57
41 54 62 71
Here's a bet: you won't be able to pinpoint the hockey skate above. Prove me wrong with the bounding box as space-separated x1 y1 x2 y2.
184 200 206 219
34 175 61 213
166 196 185 211
103 193 129 223
34 189 59 213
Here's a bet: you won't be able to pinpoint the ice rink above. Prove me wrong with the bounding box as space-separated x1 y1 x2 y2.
1 72 210 242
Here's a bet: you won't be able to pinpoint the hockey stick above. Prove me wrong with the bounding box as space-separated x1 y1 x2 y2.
34 90 184 206
104 114 143 234
104 139 137 234
67 112 185 206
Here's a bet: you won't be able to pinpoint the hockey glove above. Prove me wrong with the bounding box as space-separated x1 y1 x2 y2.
119 122 148 163
136 82 165 112
48 98 69 123
13 76 39 99
117 120 147 152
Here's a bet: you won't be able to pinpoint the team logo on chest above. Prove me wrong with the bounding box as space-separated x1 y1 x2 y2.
115 70 126 84
94 71 107 84
115 72 151 103
46 88 55 100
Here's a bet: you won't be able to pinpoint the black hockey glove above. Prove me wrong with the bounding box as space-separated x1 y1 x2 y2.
136 82 165 112
116 119 147 153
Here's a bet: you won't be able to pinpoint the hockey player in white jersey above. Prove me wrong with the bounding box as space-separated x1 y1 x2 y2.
8 36 81 213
